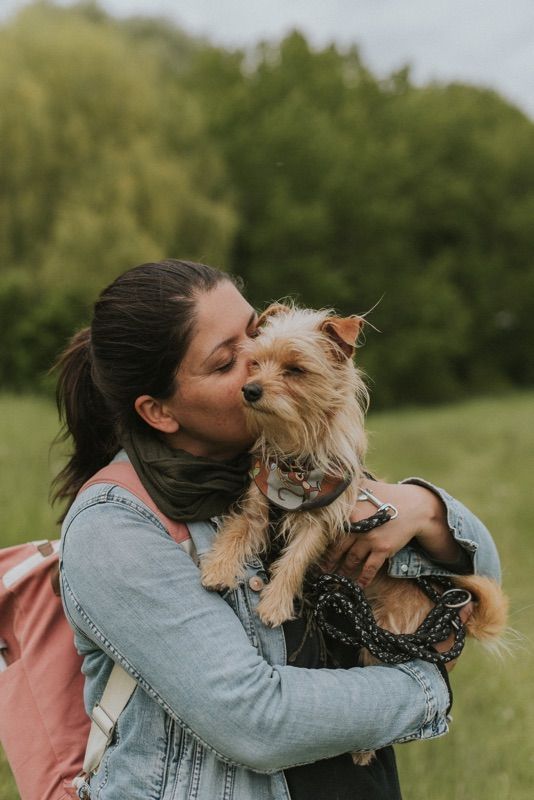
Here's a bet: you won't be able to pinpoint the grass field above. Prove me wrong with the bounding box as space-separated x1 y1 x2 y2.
1 392 533 798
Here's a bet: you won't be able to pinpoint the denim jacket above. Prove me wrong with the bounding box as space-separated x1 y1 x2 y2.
60 454 501 800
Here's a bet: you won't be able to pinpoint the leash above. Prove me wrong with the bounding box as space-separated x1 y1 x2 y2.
313 573 472 665
346 486 399 532
318 484 470 665
268 478 471 666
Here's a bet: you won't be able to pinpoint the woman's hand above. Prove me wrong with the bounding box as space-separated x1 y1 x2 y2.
321 480 464 587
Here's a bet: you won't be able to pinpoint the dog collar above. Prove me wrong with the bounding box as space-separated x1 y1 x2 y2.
250 459 351 511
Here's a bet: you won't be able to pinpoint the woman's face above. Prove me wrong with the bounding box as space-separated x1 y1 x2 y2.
163 281 258 459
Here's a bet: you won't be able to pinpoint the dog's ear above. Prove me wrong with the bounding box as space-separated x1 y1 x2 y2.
320 316 363 359
257 303 291 327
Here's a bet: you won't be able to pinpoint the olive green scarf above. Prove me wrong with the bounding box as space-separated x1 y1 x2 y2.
121 426 251 522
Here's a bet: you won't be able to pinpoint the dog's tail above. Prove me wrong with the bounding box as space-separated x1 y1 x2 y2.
455 574 509 649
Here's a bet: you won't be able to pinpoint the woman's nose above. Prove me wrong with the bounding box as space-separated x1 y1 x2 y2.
242 382 263 402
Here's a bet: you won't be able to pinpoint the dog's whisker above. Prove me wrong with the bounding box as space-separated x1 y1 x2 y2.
508 602 534 618
358 295 384 319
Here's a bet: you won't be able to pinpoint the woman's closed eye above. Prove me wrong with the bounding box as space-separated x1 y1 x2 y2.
213 318 258 373
216 354 237 372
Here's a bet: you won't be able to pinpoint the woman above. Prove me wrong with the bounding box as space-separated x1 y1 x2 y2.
55 259 501 799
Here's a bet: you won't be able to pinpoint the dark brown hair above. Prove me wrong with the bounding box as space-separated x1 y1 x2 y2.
52 259 233 515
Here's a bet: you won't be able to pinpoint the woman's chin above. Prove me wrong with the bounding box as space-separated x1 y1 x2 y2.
224 430 256 457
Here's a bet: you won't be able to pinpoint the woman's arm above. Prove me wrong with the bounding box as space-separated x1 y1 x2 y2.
60 490 451 774
323 477 501 587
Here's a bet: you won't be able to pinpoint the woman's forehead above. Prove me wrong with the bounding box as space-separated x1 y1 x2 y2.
188 282 254 360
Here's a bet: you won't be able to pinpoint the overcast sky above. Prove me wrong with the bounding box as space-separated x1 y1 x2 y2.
3 0 534 117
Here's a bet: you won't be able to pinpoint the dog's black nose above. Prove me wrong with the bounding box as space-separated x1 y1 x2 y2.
242 382 263 402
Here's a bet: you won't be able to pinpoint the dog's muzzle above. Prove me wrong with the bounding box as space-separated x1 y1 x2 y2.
242 382 263 403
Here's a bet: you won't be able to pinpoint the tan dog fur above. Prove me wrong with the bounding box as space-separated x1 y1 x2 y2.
201 304 368 626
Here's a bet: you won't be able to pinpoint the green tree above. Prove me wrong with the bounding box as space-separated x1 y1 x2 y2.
0 1 237 387
0 0 236 297
188 32 534 405
2 5 534 404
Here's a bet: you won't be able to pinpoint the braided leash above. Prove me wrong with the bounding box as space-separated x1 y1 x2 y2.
313 573 471 665
347 507 393 533
347 486 399 532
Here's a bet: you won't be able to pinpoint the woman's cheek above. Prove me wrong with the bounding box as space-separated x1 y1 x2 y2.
230 370 248 400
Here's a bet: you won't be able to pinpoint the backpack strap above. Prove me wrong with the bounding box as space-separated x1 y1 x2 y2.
74 461 193 784
74 662 137 785
80 461 189 545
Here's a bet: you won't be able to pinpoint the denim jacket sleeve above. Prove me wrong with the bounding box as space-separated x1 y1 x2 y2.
388 477 501 582
60 484 451 774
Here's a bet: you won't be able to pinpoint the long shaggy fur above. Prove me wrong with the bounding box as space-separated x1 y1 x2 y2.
201 304 368 626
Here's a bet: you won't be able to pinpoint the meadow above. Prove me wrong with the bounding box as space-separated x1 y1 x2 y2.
1 391 533 799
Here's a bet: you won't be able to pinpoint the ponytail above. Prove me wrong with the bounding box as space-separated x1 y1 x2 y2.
51 259 232 520
51 327 119 518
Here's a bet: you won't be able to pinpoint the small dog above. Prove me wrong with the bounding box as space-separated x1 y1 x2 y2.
200 303 508 762
201 303 368 626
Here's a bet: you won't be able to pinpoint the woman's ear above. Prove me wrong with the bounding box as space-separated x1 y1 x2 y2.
134 395 180 434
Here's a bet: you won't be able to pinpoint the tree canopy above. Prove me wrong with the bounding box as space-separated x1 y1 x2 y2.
1 2 533 406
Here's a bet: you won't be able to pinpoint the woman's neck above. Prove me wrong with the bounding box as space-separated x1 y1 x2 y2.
162 430 247 462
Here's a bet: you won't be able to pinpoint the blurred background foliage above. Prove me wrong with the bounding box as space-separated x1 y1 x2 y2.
1 0 534 406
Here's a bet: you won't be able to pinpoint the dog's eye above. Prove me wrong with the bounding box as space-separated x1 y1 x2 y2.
284 365 306 376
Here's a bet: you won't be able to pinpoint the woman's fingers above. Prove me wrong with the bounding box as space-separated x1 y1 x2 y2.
323 532 393 584
322 478 458 585
320 535 360 573
337 537 371 575
354 550 388 587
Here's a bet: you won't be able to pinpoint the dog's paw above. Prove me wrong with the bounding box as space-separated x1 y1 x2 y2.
351 751 376 767
256 590 295 628
200 555 240 591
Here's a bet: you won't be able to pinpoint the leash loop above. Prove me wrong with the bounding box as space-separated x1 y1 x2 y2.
312 573 467 665
441 587 472 608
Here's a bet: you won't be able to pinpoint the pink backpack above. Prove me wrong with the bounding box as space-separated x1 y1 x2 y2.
0 462 190 800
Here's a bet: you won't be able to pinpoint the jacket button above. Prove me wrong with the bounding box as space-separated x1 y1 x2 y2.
248 576 265 592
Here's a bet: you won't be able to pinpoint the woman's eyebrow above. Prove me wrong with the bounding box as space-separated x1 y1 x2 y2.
202 310 257 365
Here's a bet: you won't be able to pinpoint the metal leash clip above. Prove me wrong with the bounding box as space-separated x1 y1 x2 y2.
357 487 399 520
